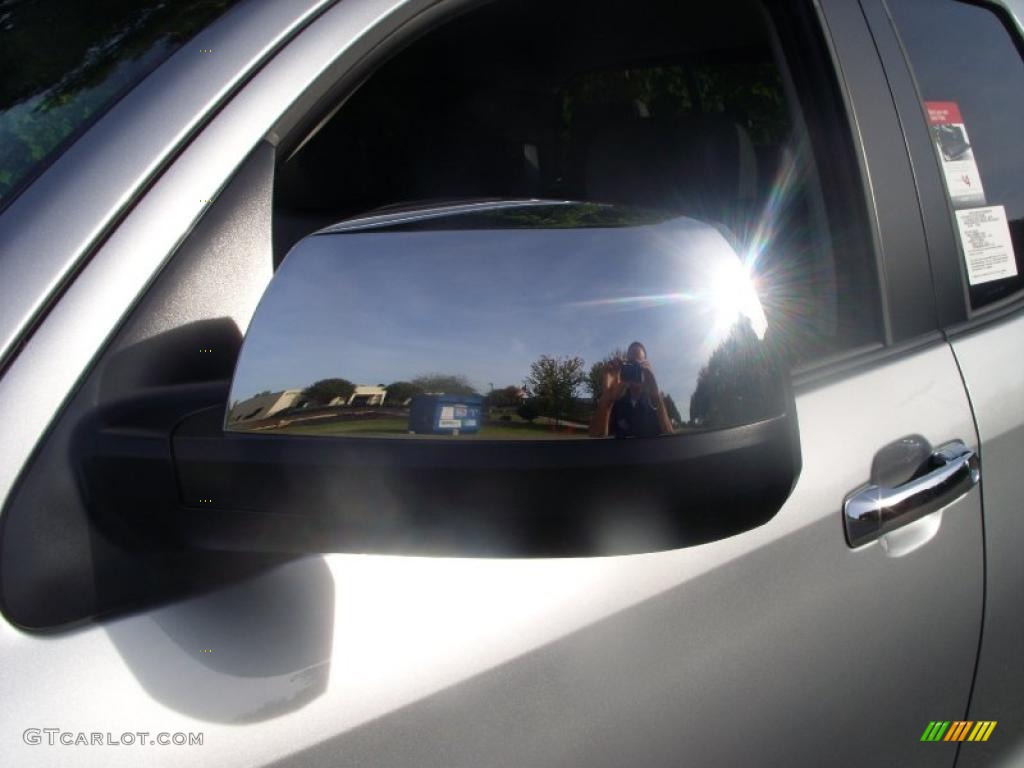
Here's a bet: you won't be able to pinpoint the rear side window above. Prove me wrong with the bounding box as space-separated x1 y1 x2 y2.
888 0 1024 309
0 0 243 211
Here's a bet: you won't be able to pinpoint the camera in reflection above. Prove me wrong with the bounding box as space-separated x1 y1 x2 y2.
619 361 643 383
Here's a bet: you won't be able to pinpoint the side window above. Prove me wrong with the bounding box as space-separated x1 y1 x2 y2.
888 0 1024 309
273 0 883 365
0 0 244 212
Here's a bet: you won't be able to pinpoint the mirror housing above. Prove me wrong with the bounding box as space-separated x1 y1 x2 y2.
91 202 801 556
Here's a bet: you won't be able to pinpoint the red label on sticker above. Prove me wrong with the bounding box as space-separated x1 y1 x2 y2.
925 101 963 125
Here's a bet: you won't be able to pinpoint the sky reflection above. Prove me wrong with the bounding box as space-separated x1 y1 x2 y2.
227 211 776 437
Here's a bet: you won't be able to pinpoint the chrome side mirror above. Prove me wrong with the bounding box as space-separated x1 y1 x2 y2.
227 202 783 440
170 202 797 556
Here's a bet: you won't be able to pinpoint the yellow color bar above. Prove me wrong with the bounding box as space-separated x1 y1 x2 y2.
968 721 997 742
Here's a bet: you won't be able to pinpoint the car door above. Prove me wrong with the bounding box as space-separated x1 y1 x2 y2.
868 0 1024 763
0 2 984 767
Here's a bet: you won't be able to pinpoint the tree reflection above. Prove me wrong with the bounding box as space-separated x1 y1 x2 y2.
225 208 791 439
385 381 423 406
410 373 477 396
1 0 240 202
301 378 355 407
227 324 785 437
524 354 586 426
688 316 784 429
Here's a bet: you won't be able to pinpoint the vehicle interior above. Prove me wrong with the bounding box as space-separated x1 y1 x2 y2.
276 0 785 243
272 0 879 365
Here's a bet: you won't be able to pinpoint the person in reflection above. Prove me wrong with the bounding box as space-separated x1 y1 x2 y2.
589 341 674 438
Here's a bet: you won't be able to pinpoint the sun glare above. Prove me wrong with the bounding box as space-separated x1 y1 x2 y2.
708 257 768 341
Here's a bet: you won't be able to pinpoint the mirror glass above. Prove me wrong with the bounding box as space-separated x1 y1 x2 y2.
227 202 783 439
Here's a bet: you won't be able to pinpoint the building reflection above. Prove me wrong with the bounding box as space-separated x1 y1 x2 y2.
227 315 779 439
225 205 784 440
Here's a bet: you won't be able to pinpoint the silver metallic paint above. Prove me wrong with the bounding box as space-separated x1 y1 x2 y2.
0 0 334 370
951 312 1024 768
0 337 985 767
0 1 1010 766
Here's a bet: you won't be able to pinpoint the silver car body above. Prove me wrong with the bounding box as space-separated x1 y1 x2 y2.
1 1 1021 766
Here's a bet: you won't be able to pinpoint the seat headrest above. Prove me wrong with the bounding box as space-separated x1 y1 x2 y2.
584 112 757 220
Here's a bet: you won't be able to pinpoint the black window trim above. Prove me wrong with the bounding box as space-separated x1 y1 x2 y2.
813 0 945 347
793 0 970 388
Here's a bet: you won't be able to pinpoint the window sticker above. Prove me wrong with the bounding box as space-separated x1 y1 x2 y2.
926 101 986 208
954 205 1018 285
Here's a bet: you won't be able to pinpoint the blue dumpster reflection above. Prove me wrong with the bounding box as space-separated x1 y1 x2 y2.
408 394 484 435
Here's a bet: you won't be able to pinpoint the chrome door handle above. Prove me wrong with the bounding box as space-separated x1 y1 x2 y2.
844 440 980 548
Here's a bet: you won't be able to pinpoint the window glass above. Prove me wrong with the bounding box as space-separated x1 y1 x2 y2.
0 0 243 211
274 0 881 366
888 0 1024 308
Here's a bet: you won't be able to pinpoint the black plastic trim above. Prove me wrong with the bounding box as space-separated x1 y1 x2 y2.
0 145 288 631
944 295 1024 339
171 407 799 557
817 0 939 342
863 0 970 329
766 0 889 353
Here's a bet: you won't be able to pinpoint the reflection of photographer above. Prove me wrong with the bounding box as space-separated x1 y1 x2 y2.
589 341 673 438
